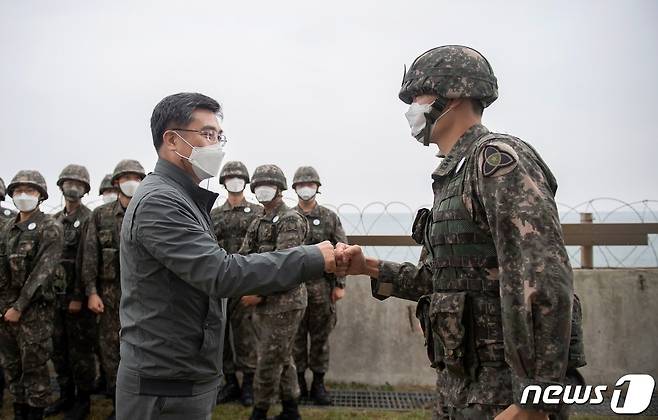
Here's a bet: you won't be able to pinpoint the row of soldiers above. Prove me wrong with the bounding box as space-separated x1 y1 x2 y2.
0 159 346 420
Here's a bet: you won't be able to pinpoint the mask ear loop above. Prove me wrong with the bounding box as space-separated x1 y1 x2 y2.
422 98 451 146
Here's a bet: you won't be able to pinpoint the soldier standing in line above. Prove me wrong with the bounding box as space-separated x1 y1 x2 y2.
0 170 63 420
1 177 17 221
45 164 96 420
98 174 118 205
291 166 347 406
81 159 145 420
212 161 264 407
335 45 585 420
239 165 308 420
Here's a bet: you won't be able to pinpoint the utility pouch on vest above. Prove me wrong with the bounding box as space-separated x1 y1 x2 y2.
568 294 587 369
416 294 444 369
412 208 430 245
422 292 470 375
8 254 26 288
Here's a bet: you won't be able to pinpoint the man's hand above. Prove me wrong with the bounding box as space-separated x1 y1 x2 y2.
4 307 22 323
68 300 82 314
316 241 336 273
494 404 548 420
241 295 263 307
335 243 368 276
331 287 345 303
88 293 104 314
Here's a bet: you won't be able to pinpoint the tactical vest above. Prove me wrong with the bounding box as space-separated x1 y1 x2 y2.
97 205 123 282
1 214 55 302
255 215 281 253
56 210 88 296
415 133 586 381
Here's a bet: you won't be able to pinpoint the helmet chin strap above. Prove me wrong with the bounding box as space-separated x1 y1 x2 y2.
422 99 453 146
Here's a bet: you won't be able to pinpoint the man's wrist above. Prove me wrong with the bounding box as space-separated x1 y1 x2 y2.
365 257 380 278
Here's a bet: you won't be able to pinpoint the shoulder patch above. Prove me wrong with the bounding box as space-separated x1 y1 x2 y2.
479 142 519 177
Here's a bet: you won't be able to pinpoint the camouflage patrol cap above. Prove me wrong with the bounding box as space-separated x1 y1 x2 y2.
292 166 321 188
0 177 5 200
219 161 250 184
399 45 498 107
250 164 287 192
57 164 91 193
7 170 49 200
111 159 146 183
99 174 115 195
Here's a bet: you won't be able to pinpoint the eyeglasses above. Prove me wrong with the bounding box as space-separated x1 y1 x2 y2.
171 129 227 146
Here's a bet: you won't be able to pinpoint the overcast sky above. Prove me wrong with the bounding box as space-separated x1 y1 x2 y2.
1 0 657 214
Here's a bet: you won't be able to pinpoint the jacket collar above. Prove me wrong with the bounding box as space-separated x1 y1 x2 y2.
153 158 219 214
433 124 489 178
219 197 249 212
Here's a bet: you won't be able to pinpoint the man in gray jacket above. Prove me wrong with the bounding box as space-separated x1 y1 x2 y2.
117 92 336 420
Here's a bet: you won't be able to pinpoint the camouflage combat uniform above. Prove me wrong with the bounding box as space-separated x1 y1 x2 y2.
1 177 17 223
211 197 263 376
371 46 586 419
239 165 309 412
0 171 63 411
49 164 97 413
293 203 346 375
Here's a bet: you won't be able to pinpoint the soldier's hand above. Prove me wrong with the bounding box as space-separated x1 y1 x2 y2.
4 307 21 323
68 300 82 314
241 295 263 307
335 244 367 276
316 240 336 273
331 287 345 303
494 404 548 420
88 293 104 314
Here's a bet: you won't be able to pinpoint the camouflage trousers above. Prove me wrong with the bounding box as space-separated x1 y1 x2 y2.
253 308 305 410
433 401 570 420
0 302 54 407
293 281 336 373
223 298 258 375
98 299 120 392
51 301 97 395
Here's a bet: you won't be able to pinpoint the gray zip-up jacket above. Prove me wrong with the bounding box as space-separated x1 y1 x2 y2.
118 159 324 395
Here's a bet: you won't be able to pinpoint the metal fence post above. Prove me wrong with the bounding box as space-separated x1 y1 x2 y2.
580 212 593 269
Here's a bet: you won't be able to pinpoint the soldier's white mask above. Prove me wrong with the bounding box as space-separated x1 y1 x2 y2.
254 185 277 203
119 180 140 198
404 100 453 145
224 178 245 193
102 192 118 204
172 132 225 181
296 186 317 201
13 193 39 212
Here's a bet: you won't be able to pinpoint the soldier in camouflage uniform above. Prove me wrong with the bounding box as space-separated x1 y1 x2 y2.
0 170 63 420
81 159 145 420
291 166 347 405
212 161 263 407
98 174 118 205
335 45 585 420
1 177 18 222
239 165 308 420
46 164 96 420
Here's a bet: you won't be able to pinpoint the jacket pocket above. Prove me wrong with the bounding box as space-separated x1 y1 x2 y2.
8 254 26 287
429 291 467 375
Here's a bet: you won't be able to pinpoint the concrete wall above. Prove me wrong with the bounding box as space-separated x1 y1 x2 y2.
325 269 658 388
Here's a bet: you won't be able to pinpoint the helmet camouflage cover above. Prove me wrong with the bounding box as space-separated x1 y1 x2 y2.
99 174 115 195
7 169 49 200
219 161 250 184
57 164 91 193
250 164 287 192
0 177 5 200
292 166 321 188
112 159 146 183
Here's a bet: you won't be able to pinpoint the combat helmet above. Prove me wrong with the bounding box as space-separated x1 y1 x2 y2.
0 177 6 201
292 166 321 189
99 174 115 195
219 161 250 184
57 164 91 193
399 45 498 107
111 159 146 184
250 165 287 192
6 170 49 200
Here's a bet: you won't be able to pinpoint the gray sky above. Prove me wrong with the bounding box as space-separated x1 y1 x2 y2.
1 0 657 213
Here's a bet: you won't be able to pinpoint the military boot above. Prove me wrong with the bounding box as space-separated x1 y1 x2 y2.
249 406 269 420
44 382 75 416
310 372 332 406
240 372 254 406
273 399 301 420
216 373 241 404
26 406 45 420
13 403 29 420
64 392 91 420
297 371 308 400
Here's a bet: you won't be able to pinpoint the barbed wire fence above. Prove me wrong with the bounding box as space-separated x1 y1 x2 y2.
42 197 658 268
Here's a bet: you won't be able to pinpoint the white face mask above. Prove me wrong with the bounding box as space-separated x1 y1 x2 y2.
296 186 317 201
173 132 225 180
254 185 277 203
224 177 245 193
13 193 39 213
404 101 453 144
102 192 118 204
119 180 140 198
